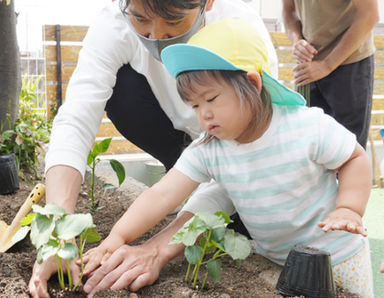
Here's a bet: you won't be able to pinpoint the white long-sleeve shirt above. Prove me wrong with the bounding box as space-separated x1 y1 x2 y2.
45 0 278 178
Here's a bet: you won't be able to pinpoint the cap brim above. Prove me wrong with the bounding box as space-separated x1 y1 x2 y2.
161 44 306 107
262 71 306 106
161 44 241 78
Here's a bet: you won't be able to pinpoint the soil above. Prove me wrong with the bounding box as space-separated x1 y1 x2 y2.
0 161 359 298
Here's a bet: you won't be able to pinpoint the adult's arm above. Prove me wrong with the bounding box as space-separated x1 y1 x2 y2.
29 3 137 297
282 0 317 63
288 0 379 86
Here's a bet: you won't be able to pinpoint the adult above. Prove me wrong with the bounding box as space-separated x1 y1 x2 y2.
282 0 379 148
28 0 278 297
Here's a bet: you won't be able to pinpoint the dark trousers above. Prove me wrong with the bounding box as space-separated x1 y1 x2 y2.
105 64 192 171
310 55 374 149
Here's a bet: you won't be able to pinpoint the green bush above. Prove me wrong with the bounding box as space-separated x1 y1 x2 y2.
0 76 51 179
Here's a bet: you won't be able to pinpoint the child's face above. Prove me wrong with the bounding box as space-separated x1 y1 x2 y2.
187 78 254 143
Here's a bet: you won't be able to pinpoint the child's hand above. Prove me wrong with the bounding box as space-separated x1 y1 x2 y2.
77 234 125 276
318 207 367 237
79 246 112 276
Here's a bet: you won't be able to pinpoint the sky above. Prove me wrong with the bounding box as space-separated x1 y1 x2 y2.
15 0 110 53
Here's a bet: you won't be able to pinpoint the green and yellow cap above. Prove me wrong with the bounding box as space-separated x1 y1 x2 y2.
161 18 305 106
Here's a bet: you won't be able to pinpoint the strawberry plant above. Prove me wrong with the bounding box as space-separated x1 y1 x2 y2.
87 137 125 211
170 211 251 290
14 203 101 291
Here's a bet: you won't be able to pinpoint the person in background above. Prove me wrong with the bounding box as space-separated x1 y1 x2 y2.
83 19 374 297
282 0 379 148
28 0 278 297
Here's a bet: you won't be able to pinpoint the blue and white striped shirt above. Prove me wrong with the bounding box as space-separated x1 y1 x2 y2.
175 104 366 265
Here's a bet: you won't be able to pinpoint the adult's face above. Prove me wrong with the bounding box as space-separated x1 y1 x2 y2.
127 0 214 40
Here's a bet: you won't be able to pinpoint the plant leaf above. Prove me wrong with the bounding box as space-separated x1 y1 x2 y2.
82 227 101 243
56 213 94 240
169 227 187 245
196 212 227 230
30 214 55 249
11 226 30 243
211 227 225 243
223 230 251 260
206 259 222 282
109 159 125 186
87 151 93 166
170 216 207 246
57 243 78 260
185 245 203 265
21 213 36 226
214 211 232 224
32 203 66 217
93 138 112 155
38 239 60 263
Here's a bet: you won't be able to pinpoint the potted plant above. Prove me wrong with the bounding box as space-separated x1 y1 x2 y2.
0 76 51 194
0 114 19 194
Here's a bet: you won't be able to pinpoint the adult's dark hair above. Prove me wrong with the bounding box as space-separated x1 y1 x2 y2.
119 0 207 20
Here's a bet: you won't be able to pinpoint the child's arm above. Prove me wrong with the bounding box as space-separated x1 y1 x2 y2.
318 143 371 236
82 168 200 273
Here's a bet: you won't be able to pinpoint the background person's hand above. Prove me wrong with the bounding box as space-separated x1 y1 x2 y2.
293 60 333 86
318 207 367 237
83 243 165 297
28 257 81 298
292 39 317 63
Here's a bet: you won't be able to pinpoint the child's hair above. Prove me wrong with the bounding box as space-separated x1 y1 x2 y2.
120 0 206 20
177 69 272 144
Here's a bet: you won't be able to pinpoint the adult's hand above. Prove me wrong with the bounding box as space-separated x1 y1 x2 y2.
292 39 317 63
29 257 81 298
83 243 164 297
293 60 333 86
83 211 193 297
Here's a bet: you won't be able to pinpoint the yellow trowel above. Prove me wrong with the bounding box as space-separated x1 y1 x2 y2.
0 183 45 252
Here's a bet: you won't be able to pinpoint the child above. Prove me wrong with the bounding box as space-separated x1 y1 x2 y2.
84 19 374 297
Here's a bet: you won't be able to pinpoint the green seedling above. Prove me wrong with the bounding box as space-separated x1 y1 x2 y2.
87 137 125 211
170 211 251 290
13 203 101 291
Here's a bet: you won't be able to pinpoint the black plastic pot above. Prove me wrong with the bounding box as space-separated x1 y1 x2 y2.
0 153 19 195
276 245 336 298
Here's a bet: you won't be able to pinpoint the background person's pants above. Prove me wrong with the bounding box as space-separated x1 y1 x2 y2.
310 55 374 149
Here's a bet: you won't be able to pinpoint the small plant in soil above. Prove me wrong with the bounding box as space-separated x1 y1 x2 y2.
13 203 101 291
87 137 125 211
170 211 251 290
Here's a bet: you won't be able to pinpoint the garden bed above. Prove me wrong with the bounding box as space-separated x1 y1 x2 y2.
0 163 358 297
